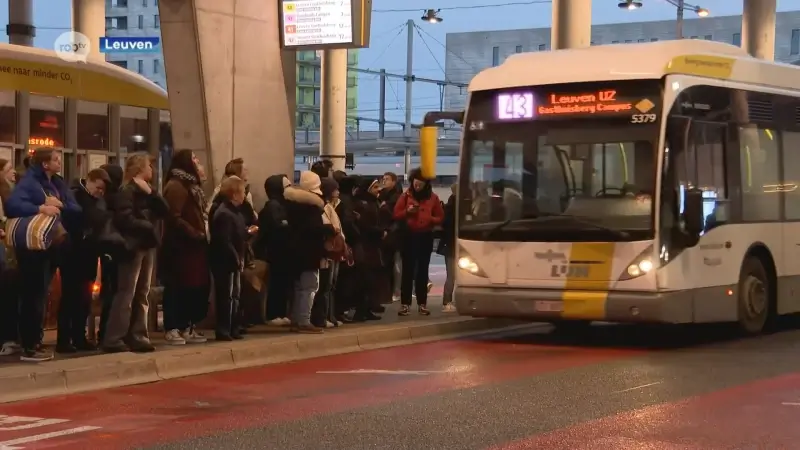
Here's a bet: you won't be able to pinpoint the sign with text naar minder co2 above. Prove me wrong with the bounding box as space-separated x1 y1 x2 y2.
98 37 161 54
279 0 372 50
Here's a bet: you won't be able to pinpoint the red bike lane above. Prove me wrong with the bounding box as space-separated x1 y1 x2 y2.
0 335 636 449
492 372 800 449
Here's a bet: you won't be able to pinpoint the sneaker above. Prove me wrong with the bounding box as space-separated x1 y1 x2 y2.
20 348 53 362
442 303 457 313
165 329 186 345
0 341 21 356
399 305 410 316
392 295 401 303
280 317 292 326
336 320 343 327
325 321 335 328
267 318 284 326
182 328 207 344
427 281 434 293
419 305 431 316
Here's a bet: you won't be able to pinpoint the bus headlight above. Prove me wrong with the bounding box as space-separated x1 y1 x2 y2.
619 245 655 281
457 253 488 278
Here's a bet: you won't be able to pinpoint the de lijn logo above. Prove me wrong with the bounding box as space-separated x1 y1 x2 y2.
99 36 161 53
54 31 91 63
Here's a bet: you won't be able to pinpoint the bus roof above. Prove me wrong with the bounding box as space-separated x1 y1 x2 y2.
0 43 168 110
469 40 800 93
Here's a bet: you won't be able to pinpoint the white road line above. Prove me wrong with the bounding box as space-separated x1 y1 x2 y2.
782 402 800 406
613 381 663 394
0 418 69 431
0 426 101 448
317 369 447 376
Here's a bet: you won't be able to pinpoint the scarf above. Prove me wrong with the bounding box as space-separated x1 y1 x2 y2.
170 168 208 223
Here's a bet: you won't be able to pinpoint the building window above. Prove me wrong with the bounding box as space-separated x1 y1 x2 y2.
30 95 65 149
313 88 321 106
154 15 159 28
106 16 128 30
142 0 147 5
138 15 143 29
491 46 499 66
624 40 632 43
690 36 698 39
537 44 545 50
792 29 800 55
612 40 619 44
120 106 148 152
0 92 15 144
515 45 522 53
651 38 658 42
77 101 109 150
137 59 144 74
704 35 712 40
733 32 741 46
153 59 160 74
637 39 645 42
110 60 128 69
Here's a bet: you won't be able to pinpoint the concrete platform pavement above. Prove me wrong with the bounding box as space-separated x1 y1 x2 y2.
0 294 523 405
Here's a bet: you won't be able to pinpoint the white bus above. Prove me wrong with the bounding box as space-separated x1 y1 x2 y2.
420 39 800 334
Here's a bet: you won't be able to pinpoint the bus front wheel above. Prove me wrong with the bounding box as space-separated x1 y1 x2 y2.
737 256 771 335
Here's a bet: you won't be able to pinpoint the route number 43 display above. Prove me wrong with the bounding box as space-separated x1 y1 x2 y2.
631 114 657 123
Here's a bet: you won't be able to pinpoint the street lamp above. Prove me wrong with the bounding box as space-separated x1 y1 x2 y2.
421 9 443 23
620 0 709 39
618 1 643 9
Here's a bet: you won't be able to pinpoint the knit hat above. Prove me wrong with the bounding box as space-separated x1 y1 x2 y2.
320 177 339 199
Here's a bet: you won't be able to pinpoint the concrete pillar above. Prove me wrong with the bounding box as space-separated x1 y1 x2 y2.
72 0 105 60
7 0 35 46
319 49 348 172
742 0 777 60
157 0 296 207
550 0 592 50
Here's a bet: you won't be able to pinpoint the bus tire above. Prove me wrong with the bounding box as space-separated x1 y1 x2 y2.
551 320 592 334
737 256 771 335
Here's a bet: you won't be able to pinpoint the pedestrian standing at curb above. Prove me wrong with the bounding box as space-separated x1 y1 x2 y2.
210 176 254 341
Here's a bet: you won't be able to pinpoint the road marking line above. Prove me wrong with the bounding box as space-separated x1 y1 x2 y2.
0 417 69 431
0 426 101 448
317 369 447 376
782 402 800 406
614 381 662 393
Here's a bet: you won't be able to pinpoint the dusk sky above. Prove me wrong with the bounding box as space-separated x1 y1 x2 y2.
0 0 797 130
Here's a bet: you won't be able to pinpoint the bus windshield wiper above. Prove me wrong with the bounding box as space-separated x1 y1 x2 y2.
483 219 513 239
530 213 631 238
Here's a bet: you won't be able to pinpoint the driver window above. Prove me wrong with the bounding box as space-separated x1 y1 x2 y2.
677 122 728 232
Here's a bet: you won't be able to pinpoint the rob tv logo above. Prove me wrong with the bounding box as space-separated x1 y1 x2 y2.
99 36 160 53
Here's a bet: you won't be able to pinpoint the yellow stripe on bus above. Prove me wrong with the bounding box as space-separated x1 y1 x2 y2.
561 242 615 320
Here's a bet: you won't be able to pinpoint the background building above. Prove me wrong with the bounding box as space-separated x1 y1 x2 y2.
444 10 800 110
103 0 359 130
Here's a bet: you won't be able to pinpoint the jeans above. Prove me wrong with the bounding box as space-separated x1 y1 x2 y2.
292 270 319 327
213 270 241 337
17 248 57 350
443 255 455 305
103 249 155 348
163 283 210 331
392 252 402 297
400 232 434 306
311 266 335 327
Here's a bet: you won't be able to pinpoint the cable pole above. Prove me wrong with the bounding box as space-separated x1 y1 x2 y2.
404 19 414 181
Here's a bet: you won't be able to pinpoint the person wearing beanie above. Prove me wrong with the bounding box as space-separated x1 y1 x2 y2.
283 170 334 334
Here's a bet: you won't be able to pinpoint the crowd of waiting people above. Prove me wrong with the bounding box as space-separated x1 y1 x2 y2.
0 148 457 362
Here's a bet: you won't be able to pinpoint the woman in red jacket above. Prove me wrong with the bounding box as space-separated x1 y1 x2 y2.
393 169 444 316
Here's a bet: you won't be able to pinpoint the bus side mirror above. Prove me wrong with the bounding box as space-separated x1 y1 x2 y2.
684 188 705 236
420 126 438 179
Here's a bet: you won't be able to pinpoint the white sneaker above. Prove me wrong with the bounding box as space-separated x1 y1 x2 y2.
0 341 21 356
392 295 401 303
267 318 284 326
182 329 207 344
280 317 292 326
325 321 335 328
442 303 457 313
336 320 343 326
427 281 434 293
165 329 186 345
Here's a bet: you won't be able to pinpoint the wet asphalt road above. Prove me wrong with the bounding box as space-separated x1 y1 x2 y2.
4 321 800 449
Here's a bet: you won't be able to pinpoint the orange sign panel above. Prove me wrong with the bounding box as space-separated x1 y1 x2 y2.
538 89 634 116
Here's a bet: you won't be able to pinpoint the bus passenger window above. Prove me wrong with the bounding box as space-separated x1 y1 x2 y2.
739 126 780 222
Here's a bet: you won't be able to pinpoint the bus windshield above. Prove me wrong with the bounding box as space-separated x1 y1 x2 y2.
458 80 662 242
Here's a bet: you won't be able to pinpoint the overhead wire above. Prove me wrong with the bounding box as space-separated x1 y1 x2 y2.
374 0 552 13
363 23 407 69
415 24 485 76
413 23 448 80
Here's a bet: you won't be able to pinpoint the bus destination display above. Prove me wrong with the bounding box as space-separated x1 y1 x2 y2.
281 0 353 47
495 88 658 123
